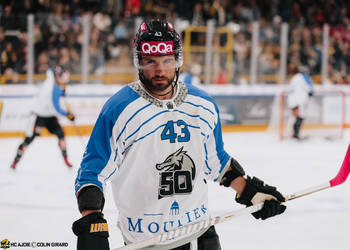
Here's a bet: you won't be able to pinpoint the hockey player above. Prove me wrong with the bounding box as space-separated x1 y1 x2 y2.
287 65 314 139
73 20 286 250
10 66 75 169
179 63 202 86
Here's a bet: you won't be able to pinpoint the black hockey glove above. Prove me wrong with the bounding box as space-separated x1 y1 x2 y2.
235 176 286 220
72 212 110 250
67 112 75 122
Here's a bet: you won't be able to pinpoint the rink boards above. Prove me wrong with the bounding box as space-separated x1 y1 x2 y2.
0 84 349 137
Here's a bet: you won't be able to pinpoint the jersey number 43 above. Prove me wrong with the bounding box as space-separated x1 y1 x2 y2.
161 120 190 143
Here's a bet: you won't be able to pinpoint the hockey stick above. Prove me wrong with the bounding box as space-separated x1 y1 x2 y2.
113 144 350 250
285 143 350 201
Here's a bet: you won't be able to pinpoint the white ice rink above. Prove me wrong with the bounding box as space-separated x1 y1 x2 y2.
1 131 350 250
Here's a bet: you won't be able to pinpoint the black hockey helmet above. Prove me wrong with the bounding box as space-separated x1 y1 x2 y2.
133 19 183 69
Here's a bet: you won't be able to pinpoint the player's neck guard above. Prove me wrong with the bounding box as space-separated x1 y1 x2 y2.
129 80 187 108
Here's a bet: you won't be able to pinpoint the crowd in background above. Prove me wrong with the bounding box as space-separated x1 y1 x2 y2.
0 0 350 84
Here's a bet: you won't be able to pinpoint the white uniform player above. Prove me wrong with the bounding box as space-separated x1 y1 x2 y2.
10 66 75 169
179 64 202 86
72 20 287 250
31 69 68 117
287 68 314 139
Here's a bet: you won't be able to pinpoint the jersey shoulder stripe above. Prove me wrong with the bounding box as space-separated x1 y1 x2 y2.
301 72 314 88
185 83 230 176
75 85 139 193
52 84 67 116
101 85 140 122
186 82 216 104
185 82 220 115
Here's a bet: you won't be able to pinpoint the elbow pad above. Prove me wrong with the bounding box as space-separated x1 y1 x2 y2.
77 186 105 213
220 158 245 187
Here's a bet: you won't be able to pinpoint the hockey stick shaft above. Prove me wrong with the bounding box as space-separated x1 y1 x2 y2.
286 144 350 201
113 144 350 250
113 205 263 250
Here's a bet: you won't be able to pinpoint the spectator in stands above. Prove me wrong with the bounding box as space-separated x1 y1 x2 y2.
89 27 105 74
191 2 205 26
47 47 59 67
47 2 64 34
0 4 18 30
89 44 105 74
123 0 141 17
0 26 6 68
1 41 20 83
93 11 112 33
35 52 50 74
208 0 226 26
1 0 350 85
258 43 280 77
113 19 128 43
233 31 250 84
58 47 71 71
1 42 17 71
69 47 81 74
103 33 119 61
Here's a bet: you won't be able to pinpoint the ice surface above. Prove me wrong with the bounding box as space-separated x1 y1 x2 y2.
1 132 349 250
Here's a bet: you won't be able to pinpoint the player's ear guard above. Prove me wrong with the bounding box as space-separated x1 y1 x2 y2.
235 176 286 220
77 186 105 213
220 158 245 187
72 212 110 250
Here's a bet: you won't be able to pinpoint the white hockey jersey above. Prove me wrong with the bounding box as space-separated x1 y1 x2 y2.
31 69 68 117
75 81 231 244
287 72 314 109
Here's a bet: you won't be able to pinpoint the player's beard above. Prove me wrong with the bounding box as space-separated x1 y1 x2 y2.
140 72 176 96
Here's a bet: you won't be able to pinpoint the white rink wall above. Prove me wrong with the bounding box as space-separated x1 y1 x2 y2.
0 83 350 133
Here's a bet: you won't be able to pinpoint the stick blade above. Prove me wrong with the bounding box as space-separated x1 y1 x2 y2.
330 144 350 187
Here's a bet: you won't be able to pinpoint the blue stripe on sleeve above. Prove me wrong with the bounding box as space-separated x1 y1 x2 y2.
186 82 230 173
203 142 212 175
125 110 170 141
183 101 214 115
301 73 314 89
213 110 230 173
115 103 152 143
186 82 216 105
52 84 68 116
173 110 213 130
75 86 139 193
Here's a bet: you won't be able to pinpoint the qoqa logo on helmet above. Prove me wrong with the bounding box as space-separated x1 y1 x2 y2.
141 41 173 55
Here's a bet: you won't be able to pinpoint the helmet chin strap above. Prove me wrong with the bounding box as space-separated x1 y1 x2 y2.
138 68 180 98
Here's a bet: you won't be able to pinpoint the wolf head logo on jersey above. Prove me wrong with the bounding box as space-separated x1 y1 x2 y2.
156 147 196 199
156 147 196 177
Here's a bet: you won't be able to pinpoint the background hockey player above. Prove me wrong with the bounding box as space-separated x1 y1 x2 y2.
73 19 286 250
179 63 202 86
287 65 314 139
10 65 75 169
